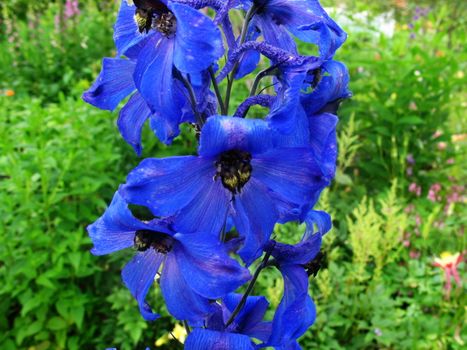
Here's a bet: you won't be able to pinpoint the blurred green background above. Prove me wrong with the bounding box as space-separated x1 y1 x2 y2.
0 0 465 349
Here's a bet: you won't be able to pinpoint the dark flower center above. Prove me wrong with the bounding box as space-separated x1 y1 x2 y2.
303 251 325 277
134 229 173 254
215 150 252 194
133 0 176 36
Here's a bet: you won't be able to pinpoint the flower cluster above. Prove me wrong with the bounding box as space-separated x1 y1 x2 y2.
84 1 349 348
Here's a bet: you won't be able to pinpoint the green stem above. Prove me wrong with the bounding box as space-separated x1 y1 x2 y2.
209 65 227 115
224 5 257 114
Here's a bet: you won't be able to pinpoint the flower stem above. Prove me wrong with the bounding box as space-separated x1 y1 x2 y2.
224 5 257 114
209 65 227 115
224 246 274 329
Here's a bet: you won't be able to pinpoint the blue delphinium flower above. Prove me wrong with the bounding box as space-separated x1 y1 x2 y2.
119 116 333 264
264 210 330 349
84 0 223 148
82 56 215 153
300 60 351 116
231 0 346 78
88 192 251 323
185 293 271 349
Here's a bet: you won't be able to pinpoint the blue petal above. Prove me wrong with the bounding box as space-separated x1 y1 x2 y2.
308 113 338 179
235 22 261 79
185 329 255 350
301 60 350 115
305 210 331 236
270 105 310 148
133 35 185 143
199 116 273 157
87 192 148 256
271 231 322 266
122 250 164 321
82 58 135 111
233 178 278 265
114 0 153 58
268 57 321 134
252 148 328 220
173 233 251 299
118 92 152 156
283 0 346 58
223 294 270 340
170 3 224 73
256 15 297 54
160 252 215 324
268 265 316 347
120 156 210 217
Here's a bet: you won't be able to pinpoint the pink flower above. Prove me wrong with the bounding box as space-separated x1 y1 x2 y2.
437 142 447 151
410 250 420 259
434 252 463 298
409 183 421 196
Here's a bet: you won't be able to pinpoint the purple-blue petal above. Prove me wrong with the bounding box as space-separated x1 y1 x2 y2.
160 252 216 324
122 250 164 321
301 60 350 116
117 92 152 156
114 0 153 58
308 113 338 179
170 2 224 73
252 148 328 220
87 192 148 256
268 265 316 347
82 58 135 111
119 156 211 218
133 35 185 143
185 329 255 350
173 233 251 299
199 116 273 157
233 178 278 265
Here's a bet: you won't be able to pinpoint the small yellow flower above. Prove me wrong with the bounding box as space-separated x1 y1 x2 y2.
5 89 15 97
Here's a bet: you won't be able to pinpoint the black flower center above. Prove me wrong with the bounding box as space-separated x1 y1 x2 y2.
134 229 173 254
303 251 325 277
215 150 252 194
133 0 176 36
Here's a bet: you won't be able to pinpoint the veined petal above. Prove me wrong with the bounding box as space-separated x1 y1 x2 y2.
285 0 346 58
256 15 297 54
82 58 135 111
114 0 152 58
301 60 350 115
134 36 185 143
160 252 215 324
223 294 270 339
118 92 152 156
233 178 278 265
173 234 251 299
119 156 212 218
185 329 255 350
122 249 164 321
88 192 149 256
252 148 328 218
271 230 322 266
199 116 273 157
268 265 316 346
308 113 338 179
170 2 224 73
270 105 310 148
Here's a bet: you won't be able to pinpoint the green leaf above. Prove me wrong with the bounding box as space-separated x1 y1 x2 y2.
335 169 353 186
47 317 67 331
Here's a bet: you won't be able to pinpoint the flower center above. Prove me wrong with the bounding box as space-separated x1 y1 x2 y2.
215 150 252 194
134 230 173 254
133 0 176 36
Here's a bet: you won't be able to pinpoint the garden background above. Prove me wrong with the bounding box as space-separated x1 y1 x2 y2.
0 0 465 349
